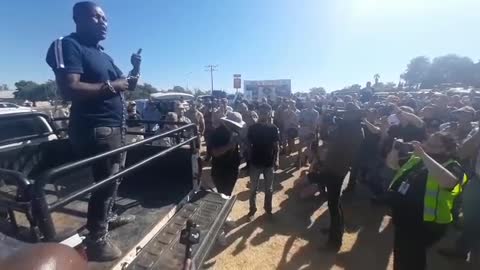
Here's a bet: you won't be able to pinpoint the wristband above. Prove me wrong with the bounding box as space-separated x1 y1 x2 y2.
127 71 140 80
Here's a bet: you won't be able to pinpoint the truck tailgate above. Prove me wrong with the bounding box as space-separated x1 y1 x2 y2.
127 191 235 270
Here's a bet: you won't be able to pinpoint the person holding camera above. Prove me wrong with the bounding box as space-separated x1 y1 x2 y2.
437 122 480 265
386 132 467 270
309 103 364 251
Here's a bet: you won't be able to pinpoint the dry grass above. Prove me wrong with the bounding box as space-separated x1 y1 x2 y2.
202 154 469 270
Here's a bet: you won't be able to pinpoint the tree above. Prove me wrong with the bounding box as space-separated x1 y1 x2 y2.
374 74 380 86
192 88 209 97
336 84 362 94
422 54 475 88
374 82 397 92
0 84 8 91
309 87 326 96
401 56 431 88
14 80 39 100
124 83 159 100
168 85 192 94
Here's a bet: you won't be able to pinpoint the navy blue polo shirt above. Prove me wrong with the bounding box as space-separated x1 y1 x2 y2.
46 33 124 129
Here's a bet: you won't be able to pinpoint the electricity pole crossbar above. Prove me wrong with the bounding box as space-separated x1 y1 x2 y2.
205 65 218 93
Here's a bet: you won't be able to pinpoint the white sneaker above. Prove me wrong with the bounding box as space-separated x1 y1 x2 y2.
217 230 227 246
224 218 237 229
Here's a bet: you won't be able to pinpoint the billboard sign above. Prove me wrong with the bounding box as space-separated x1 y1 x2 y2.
244 79 291 101
233 74 241 89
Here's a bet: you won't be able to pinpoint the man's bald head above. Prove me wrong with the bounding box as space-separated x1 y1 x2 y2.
0 243 88 270
73 1 108 42
73 1 97 22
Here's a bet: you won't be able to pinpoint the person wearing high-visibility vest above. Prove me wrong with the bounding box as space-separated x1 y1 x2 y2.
438 124 480 265
386 132 467 270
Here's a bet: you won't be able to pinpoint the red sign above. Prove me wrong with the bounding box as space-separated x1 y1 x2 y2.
233 74 241 89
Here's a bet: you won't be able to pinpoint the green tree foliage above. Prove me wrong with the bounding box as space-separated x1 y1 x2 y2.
402 55 479 89
335 84 362 94
124 83 159 100
0 84 8 90
192 88 209 97
423 54 475 88
401 56 431 88
168 85 192 94
13 80 58 101
309 87 326 96
374 82 397 92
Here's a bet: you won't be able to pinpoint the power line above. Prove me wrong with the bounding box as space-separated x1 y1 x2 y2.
205 65 218 93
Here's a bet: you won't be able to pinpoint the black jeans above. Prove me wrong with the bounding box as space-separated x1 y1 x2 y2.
69 126 124 238
325 172 345 246
393 221 446 270
212 171 238 197
310 171 345 245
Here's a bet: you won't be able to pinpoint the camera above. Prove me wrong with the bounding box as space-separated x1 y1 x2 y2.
393 141 413 153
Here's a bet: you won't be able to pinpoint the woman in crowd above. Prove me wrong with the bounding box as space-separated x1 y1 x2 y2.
386 132 467 270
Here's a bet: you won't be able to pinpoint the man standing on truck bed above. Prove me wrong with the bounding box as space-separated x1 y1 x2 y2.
46 1 141 261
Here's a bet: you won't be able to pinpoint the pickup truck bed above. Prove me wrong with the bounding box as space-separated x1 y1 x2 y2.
1 131 235 270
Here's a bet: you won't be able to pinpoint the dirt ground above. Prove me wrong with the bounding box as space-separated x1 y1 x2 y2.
202 154 471 270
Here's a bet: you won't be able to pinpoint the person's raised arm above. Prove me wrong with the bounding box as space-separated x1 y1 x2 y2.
458 126 480 160
412 142 460 189
363 118 381 134
386 141 401 170
396 107 424 128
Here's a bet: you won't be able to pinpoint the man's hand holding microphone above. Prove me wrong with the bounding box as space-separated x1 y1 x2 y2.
107 48 142 93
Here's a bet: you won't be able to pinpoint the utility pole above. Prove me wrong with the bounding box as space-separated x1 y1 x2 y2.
205 65 218 94
185 72 192 92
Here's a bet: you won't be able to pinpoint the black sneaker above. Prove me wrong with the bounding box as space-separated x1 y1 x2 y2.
265 212 274 222
108 214 135 230
85 236 122 262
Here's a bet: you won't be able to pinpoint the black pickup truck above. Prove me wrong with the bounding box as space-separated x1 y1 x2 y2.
0 109 235 270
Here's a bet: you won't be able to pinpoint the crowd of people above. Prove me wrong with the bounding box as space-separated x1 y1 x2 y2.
120 81 480 269
153 85 480 270
3 1 471 269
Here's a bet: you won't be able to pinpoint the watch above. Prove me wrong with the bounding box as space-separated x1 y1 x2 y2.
103 80 116 94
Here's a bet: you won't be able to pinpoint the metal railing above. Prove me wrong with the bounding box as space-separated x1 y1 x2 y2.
0 168 31 212
29 123 198 241
51 117 190 137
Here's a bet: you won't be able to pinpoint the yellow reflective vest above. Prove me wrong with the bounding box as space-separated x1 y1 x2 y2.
389 155 468 224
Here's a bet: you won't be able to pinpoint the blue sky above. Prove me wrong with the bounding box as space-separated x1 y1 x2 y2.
1 0 480 92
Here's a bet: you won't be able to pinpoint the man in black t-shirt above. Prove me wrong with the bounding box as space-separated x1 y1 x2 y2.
246 104 280 220
46 2 140 261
